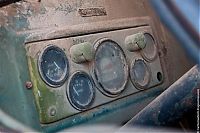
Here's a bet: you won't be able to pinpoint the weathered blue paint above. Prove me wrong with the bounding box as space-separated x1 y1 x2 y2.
0 26 42 131
125 65 200 127
0 2 45 130
150 0 200 63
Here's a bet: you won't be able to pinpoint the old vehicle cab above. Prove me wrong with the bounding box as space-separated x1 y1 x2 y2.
0 0 199 132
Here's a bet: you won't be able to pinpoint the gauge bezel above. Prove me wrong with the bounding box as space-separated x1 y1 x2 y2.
38 45 69 88
141 33 158 62
92 38 129 97
67 71 95 111
130 58 151 90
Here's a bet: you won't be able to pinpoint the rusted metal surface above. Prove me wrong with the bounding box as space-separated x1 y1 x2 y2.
0 0 149 41
0 0 194 132
124 65 200 127
78 7 107 17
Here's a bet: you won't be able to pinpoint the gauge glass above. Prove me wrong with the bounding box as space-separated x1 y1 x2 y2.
68 72 94 110
38 45 69 87
142 33 157 61
94 39 128 95
130 59 150 89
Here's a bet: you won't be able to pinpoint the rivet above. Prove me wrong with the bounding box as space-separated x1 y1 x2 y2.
25 81 33 89
49 107 56 117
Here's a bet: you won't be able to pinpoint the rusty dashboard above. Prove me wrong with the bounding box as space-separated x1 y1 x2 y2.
0 0 194 132
26 20 163 123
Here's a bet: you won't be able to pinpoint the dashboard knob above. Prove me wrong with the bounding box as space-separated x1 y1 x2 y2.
125 32 146 51
70 42 95 63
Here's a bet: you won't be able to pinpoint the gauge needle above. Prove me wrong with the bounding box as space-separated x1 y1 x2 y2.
47 69 50 76
73 86 79 96
54 61 61 69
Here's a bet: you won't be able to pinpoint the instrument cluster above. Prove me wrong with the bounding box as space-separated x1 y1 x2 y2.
26 26 164 123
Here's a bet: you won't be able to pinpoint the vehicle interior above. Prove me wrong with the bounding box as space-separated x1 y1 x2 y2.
0 0 199 132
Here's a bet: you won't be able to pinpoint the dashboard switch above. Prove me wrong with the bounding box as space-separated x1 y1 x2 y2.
125 32 146 51
70 42 94 63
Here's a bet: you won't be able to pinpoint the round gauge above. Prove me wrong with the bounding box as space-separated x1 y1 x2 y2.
93 39 128 96
38 45 69 87
130 59 151 89
67 71 95 110
141 33 157 61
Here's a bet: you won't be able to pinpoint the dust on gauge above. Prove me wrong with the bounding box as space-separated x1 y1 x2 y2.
67 71 95 110
130 59 151 89
38 45 69 87
141 33 157 61
93 39 128 96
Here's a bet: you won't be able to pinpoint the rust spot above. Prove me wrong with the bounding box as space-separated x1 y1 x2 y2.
78 7 107 17
158 46 167 57
162 46 167 56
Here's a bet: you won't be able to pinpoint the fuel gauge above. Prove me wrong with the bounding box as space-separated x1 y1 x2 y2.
67 71 95 110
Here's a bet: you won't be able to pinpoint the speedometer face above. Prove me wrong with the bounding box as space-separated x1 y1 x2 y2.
94 39 128 96
68 71 95 110
130 59 151 89
38 45 69 87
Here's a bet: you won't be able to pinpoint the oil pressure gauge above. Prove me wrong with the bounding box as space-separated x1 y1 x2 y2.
93 39 128 96
38 45 69 87
67 71 95 110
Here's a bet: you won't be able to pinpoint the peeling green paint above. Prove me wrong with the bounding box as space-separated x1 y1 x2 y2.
27 56 75 123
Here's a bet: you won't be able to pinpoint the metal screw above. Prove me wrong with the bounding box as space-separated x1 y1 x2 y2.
25 81 33 89
49 107 56 117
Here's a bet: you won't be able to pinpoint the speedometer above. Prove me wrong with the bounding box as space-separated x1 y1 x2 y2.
93 39 128 96
38 45 69 87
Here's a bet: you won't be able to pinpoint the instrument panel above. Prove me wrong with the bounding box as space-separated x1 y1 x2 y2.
26 26 163 123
